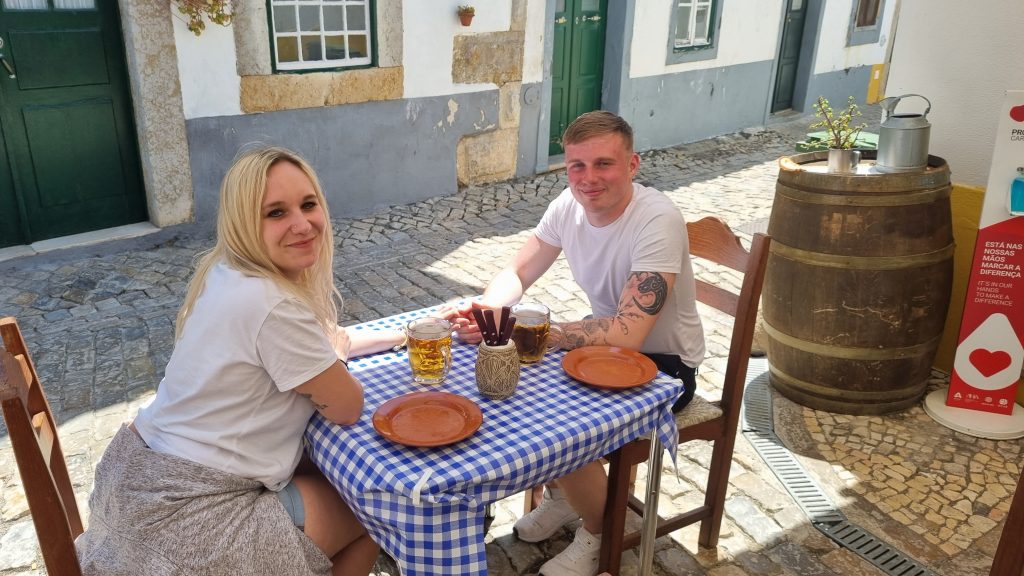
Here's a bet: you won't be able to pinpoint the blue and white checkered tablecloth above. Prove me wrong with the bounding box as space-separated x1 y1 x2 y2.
305 308 684 576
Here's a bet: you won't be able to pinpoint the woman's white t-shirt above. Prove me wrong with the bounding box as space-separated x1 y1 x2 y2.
534 184 705 368
134 262 338 491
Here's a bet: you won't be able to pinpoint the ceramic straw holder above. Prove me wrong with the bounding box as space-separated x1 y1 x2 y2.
475 341 520 400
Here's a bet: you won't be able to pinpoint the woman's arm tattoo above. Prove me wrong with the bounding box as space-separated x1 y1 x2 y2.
297 391 328 411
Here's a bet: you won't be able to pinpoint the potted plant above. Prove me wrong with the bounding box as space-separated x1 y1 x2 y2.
810 95 868 173
457 4 475 26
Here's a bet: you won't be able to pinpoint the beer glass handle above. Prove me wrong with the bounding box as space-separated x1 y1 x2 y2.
548 324 565 352
441 340 453 378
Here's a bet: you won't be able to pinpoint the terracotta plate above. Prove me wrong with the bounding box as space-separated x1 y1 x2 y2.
372 391 483 447
562 346 658 390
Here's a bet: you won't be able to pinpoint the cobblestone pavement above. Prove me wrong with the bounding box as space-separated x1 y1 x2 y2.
1 109 1019 575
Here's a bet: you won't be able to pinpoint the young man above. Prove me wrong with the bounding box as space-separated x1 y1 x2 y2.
448 111 705 576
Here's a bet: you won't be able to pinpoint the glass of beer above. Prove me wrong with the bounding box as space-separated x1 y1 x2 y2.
510 303 564 364
405 317 453 385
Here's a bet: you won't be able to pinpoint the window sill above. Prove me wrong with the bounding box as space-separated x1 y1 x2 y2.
666 44 719 65
240 66 403 113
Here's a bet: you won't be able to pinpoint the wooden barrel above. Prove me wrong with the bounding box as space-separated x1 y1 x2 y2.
764 151 954 415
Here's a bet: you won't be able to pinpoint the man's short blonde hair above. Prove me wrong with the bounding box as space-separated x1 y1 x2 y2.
561 110 634 151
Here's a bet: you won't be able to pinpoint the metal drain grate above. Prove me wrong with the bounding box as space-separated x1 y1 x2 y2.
821 522 933 576
740 360 936 576
743 430 845 524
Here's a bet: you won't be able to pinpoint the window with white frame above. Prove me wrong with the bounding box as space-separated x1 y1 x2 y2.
667 0 721 65
269 0 373 71
672 0 715 50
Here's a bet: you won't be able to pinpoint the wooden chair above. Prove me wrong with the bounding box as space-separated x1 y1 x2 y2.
1 317 83 575
598 217 770 574
991 471 1024 575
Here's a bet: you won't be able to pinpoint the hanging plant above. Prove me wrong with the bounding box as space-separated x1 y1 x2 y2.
457 4 475 26
173 0 232 36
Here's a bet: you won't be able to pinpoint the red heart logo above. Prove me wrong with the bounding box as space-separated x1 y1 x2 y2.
1011 105 1024 122
969 348 1013 377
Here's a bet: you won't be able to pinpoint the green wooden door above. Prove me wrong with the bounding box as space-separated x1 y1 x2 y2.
771 0 807 112
548 0 607 156
0 0 145 248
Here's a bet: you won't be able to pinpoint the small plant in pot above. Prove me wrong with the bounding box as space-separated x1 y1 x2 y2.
810 96 868 173
457 4 475 26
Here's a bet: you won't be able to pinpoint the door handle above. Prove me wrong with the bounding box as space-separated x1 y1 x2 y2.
582 14 602 22
0 54 14 79
555 16 567 24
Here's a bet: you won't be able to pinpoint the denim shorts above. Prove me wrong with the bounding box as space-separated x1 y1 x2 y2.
276 480 306 530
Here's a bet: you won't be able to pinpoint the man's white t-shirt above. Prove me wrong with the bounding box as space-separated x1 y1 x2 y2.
134 262 338 490
534 183 705 368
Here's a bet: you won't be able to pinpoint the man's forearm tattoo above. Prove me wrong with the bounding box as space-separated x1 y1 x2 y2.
562 317 613 349
631 272 668 315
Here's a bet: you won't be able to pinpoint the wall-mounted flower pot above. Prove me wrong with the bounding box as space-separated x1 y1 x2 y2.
459 12 474 26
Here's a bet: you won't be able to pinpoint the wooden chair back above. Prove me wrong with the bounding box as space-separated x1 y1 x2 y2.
991 470 1024 575
598 217 770 574
1 317 83 575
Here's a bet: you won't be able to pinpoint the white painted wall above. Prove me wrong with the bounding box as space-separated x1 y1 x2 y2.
403 0 513 98
630 0 783 78
813 0 895 74
885 0 1024 186
522 0 547 84
176 1 517 118
172 13 242 119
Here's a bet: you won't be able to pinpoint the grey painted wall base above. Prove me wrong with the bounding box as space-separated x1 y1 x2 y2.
186 91 500 226
799 65 875 112
516 82 544 177
620 60 775 152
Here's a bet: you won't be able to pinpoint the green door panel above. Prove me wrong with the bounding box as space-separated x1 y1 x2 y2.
549 0 606 156
548 0 571 155
10 28 110 90
0 1 146 247
0 123 24 247
772 0 807 112
25 99 125 206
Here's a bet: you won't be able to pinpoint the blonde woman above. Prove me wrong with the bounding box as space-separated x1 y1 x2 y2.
76 148 404 576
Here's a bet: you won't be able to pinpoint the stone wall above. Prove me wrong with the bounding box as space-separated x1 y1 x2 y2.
452 9 527 186
117 0 193 227
240 68 404 113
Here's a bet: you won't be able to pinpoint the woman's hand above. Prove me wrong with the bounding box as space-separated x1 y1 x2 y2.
333 325 352 362
347 328 406 358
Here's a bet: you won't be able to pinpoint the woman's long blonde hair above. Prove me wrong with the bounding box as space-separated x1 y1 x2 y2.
175 147 341 340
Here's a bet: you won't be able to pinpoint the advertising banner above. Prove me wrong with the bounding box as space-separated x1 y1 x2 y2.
947 90 1024 414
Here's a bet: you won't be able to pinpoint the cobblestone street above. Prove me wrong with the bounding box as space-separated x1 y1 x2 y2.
1 109 1019 575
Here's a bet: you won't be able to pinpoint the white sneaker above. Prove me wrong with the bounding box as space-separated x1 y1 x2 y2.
513 488 580 542
539 526 602 576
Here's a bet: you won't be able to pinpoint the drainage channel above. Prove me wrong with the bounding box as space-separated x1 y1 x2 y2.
740 358 936 576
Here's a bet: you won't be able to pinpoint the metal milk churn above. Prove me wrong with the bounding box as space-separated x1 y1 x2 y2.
876 94 932 172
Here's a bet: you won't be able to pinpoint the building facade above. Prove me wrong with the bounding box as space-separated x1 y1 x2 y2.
0 0 892 246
